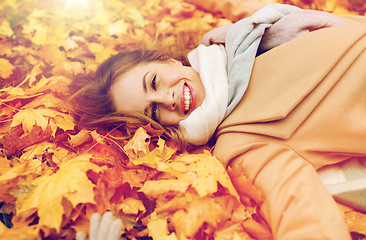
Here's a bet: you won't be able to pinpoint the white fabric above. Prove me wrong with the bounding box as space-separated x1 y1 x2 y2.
319 159 366 194
178 44 229 145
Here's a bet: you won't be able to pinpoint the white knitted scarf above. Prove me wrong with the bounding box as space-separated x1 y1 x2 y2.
178 44 228 145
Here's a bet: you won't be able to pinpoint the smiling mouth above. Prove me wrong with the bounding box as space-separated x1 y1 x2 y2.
183 83 192 114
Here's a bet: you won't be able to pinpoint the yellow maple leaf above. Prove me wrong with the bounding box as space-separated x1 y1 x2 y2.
124 127 151 159
157 152 240 200
140 179 190 199
127 8 146 28
0 19 13 37
131 137 176 168
17 154 101 232
22 63 44 86
11 109 49 132
107 19 128 36
49 113 75 135
0 57 15 79
61 38 79 51
11 108 75 136
23 93 68 111
0 224 39 240
22 15 47 45
68 129 92 148
0 160 27 184
52 60 84 77
147 212 178 240
117 197 145 215
88 42 117 64
0 86 45 103
20 141 55 161
171 198 228 238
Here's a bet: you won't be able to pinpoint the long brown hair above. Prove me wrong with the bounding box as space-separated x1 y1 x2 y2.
69 49 189 149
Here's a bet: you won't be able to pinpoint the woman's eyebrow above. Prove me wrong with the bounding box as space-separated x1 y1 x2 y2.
142 71 149 93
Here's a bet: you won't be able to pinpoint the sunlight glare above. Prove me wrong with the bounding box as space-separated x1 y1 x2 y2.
65 0 89 9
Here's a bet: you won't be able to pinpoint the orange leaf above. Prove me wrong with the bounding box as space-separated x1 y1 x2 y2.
124 127 151 159
0 58 14 79
17 154 101 232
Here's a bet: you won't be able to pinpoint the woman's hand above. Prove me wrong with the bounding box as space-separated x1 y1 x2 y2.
200 24 232 46
76 212 123 240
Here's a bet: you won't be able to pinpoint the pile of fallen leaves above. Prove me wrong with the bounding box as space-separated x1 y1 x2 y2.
0 0 365 239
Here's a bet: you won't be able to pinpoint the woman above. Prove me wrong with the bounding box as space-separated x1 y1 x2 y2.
72 4 366 240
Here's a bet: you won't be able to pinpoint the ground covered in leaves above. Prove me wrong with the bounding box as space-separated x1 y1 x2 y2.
0 0 365 239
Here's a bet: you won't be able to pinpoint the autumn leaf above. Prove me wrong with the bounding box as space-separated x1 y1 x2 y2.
140 179 190 199
147 212 178 240
124 127 151 159
0 19 14 37
11 109 49 132
117 197 145 215
11 108 75 136
127 8 146 28
68 129 92 147
17 154 101 232
0 58 15 79
0 224 39 240
0 87 45 103
130 137 176 168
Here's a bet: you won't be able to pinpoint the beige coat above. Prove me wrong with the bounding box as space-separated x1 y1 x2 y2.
213 16 366 240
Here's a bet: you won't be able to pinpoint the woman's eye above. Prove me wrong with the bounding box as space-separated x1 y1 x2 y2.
151 75 157 90
151 104 158 121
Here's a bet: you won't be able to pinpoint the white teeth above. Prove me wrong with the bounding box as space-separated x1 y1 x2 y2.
184 85 191 112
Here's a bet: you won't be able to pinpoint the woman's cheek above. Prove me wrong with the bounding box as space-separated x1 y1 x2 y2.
160 110 183 126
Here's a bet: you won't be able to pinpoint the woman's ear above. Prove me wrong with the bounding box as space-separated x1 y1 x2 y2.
168 58 183 66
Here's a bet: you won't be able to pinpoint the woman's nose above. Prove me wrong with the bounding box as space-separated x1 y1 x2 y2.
153 89 176 111
163 90 176 111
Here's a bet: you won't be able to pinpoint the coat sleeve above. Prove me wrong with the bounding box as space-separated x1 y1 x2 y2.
228 142 351 240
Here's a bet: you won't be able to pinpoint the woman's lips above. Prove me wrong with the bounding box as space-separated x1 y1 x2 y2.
181 83 196 115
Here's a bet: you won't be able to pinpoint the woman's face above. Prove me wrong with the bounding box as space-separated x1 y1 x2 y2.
110 59 205 126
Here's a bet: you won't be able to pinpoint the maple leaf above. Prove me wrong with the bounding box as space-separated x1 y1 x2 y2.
0 224 39 240
68 129 92 148
0 19 14 37
38 45 66 65
170 197 230 238
214 223 252 240
20 63 44 87
124 127 151 159
10 109 49 132
0 124 53 156
10 108 75 137
130 137 176 168
147 212 178 240
0 159 28 203
127 8 146 28
117 197 145 215
88 42 118 64
0 58 15 79
52 60 85 77
17 154 101 232
0 86 45 103
140 179 190 199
